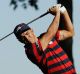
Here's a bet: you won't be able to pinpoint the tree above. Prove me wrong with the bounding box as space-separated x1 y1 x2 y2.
57 0 74 63
10 0 38 10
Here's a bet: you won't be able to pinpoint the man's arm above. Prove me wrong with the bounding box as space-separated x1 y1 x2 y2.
40 6 60 50
58 7 74 41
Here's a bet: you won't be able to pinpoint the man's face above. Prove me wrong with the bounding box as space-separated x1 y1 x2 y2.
21 29 38 43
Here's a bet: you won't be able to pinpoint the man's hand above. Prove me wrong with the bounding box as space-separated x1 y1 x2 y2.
48 4 61 15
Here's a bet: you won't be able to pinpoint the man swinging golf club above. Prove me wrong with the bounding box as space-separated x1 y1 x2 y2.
14 4 76 74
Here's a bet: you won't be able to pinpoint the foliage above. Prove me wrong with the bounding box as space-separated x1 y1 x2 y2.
10 0 38 10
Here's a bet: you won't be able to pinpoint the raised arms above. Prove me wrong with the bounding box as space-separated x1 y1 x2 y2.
40 5 74 50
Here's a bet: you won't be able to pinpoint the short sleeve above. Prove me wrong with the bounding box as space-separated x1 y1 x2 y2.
55 30 60 42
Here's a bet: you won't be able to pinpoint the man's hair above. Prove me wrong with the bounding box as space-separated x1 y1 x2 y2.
14 23 31 43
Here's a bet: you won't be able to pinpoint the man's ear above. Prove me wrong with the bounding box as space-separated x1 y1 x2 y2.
21 33 24 36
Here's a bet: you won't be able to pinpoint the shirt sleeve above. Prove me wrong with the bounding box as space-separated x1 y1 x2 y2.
55 30 60 42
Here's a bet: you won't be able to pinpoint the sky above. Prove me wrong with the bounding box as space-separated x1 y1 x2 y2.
0 0 80 74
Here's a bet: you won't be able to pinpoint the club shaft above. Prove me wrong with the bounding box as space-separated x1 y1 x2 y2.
0 32 14 41
26 11 49 25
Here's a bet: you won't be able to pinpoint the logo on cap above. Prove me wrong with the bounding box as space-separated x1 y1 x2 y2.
17 26 22 32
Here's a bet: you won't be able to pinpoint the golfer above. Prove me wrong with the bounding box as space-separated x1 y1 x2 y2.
14 5 76 74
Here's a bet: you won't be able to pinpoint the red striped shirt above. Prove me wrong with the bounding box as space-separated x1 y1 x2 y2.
24 33 76 74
